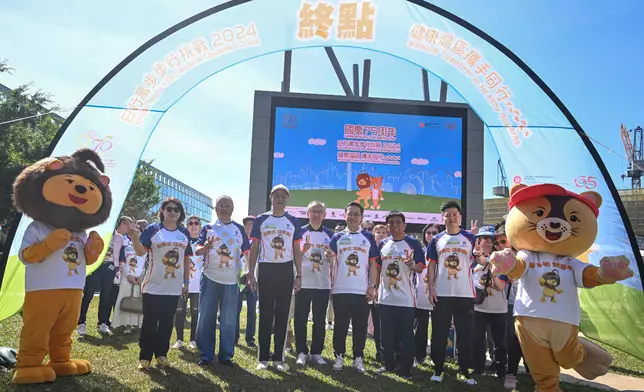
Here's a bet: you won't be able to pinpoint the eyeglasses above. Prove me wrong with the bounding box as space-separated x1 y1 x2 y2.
346 213 362 218
187 221 201 226
165 206 180 213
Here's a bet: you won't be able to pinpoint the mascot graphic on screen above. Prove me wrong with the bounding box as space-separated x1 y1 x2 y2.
354 173 386 210
12 148 112 385
489 183 633 392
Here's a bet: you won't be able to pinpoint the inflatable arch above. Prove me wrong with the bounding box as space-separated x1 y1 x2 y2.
1 0 643 359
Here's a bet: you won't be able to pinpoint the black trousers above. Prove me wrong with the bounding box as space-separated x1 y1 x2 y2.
381 305 415 374
139 293 179 361
78 262 116 326
294 288 330 355
506 304 529 375
430 296 474 374
473 311 507 377
371 303 383 357
175 293 200 342
109 283 119 315
258 261 294 362
332 293 370 358
414 308 430 361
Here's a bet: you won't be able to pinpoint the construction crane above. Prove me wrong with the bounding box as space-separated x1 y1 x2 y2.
493 159 509 197
620 124 644 191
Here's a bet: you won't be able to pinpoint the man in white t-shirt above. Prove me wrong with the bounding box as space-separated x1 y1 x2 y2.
195 196 249 367
329 202 379 373
247 184 303 371
294 201 334 366
77 216 133 337
372 211 425 379
426 201 477 385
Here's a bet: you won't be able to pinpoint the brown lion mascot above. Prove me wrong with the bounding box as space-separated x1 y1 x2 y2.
12 148 112 385
490 183 633 392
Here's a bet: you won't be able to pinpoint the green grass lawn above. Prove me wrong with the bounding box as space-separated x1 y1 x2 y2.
0 300 642 392
288 189 454 213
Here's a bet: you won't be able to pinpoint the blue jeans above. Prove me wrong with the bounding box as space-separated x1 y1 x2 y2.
196 276 239 362
236 285 257 344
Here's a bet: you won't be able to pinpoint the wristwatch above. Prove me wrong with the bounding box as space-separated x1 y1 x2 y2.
369 283 377 289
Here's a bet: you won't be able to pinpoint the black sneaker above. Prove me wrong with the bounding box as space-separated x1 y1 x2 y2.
220 359 235 367
398 371 412 380
247 341 257 348
197 360 213 367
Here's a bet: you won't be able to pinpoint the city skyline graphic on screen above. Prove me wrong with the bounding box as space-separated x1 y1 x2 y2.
271 106 464 224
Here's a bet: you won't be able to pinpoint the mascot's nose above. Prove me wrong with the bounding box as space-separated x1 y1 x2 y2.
550 222 561 229
75 185 87 194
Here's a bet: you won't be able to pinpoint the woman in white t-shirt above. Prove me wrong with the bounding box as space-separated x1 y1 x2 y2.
413 223 441 365
172 215 203 350
111 226 145 332
129 198 192 370
471 227 508 379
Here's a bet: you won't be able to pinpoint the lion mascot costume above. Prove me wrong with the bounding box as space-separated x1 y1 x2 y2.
490 183 634 392
11 148 112 384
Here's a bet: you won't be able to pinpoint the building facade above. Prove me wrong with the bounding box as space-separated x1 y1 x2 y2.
146 165 213 224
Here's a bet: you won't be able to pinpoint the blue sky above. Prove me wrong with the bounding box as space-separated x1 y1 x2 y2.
1 0 643 222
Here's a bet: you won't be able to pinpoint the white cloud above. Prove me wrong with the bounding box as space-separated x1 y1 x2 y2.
411 158 429 165
454 171 462 178
274 152 285 158
308 138 327 146
589 243 601 252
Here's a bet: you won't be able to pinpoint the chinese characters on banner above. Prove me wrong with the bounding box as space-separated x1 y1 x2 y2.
297 1 376 41
407 24 531 147
337 124 401 165
121 23 261 126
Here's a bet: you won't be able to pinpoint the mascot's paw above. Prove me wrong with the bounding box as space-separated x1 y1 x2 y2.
47 359 92 376
86 231 104 257
573 337 613 380
12 365 56 384
44 229 71 250
598 255 634 283
489 248 517 274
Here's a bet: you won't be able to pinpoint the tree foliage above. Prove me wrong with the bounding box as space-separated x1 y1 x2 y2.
120 161 161 223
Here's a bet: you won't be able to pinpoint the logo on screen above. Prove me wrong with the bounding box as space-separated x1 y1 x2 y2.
513 176 522 184
282 113 297 128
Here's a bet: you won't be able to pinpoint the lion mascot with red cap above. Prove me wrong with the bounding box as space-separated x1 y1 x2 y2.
11 148 112 384
490 183 634 392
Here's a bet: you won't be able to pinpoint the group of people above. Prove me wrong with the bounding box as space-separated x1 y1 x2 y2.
76 183 529 389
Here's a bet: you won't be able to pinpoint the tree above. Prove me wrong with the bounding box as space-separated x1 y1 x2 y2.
0 59 62 227
120 160 161 223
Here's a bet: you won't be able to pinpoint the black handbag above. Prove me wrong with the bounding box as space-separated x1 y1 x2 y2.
119 283 143 314
474 265 492 305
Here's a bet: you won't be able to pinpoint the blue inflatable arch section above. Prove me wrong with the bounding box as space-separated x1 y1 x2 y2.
2 0 643 358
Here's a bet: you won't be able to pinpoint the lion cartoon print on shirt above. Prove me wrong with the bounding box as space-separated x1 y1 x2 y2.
217 243 232 268
310 251 323 273
445 253 461 280
271 234 286 259
128 257 138 274
162 247 181 279
386 262 402 290
539 269 563 303
62 244 80 276
346 252 361 276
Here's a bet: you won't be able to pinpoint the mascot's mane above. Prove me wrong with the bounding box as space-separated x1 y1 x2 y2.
12 148 113 232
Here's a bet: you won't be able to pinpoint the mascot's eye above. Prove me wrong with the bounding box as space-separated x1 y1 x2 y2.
570 215 580 222
66 179 73 184
534 210 544 217
89 186 95 191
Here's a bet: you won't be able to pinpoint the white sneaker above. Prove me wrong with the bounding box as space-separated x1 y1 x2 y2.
171 341 183 349
98 323 113 335
457 372 477 385
310 354 327 365
333 355 344 371
275 361 289 371
431 372 444 383
353 357 365 373
326 323 333 330
256 361 269 370
124 327 133 334
189 341 197 350
296 353 308 366
77 323 86 336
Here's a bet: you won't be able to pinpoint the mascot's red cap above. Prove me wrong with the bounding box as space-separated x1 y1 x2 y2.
508 183 600 218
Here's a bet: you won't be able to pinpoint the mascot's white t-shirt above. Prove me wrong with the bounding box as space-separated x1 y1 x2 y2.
19 221 88 292
140 223 193 296
472 263 508 314
330 229 379 295
250 213 302 263
377 236 425 308
199 220 249 285
300 224 334 290
514 250 588 326
426 230 476 298
415 265 434 311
